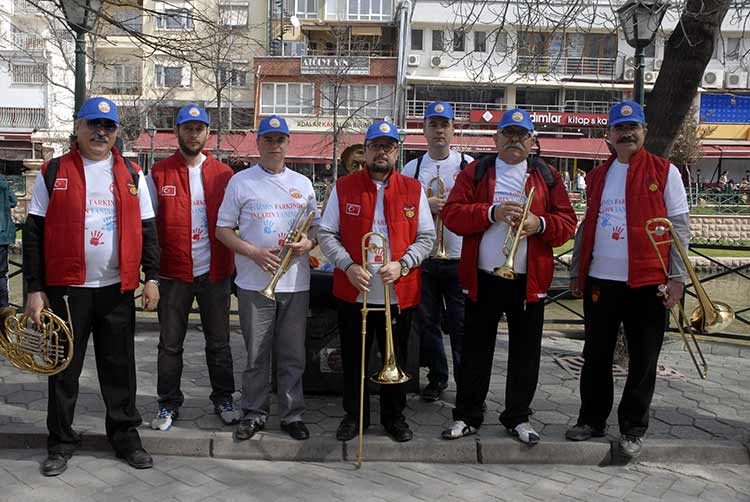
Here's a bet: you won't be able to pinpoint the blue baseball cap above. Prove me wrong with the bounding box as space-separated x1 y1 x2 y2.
497 108 534 132
609 100 646 127
257 115 289 137
176 104 209 126
365 120 400 142
78 97 119 123
425 101 454 120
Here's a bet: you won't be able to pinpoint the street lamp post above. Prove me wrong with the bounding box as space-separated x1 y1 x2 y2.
616 0 667 106
146 126 157 175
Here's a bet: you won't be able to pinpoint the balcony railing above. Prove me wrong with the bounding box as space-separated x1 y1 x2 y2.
92 81 142 95
408 100 504 120
517 55 616 78
100 9 143 36
13 32 45 50
0 107 47 128
408 100 616 120
13 0 39 15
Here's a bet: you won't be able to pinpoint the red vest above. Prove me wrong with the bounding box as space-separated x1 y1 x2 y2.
333 169 422 308
577 148 671 290
150 151 234 283
42 144 143 291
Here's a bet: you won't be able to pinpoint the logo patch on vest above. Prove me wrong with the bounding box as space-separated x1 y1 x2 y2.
127 181 138 196
53 178 68 191
648 183 658 192
403 204 416 219
161 185 176 197
345 203 361 216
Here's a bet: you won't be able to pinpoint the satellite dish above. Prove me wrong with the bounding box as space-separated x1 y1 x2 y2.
290 15 301 29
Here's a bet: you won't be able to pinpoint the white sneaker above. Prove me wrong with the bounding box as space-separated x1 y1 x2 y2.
441 420 478 440
509 422 540 444
151 408 177 431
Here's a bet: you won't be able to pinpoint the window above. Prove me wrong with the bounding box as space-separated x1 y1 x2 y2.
432 30 444 51
347 0 392 21
474 31 486 53
411 29 423 51
11 63 45 84
643 39 656 59
494 31 508 53
155 64 191 87
321 84 394 118
281 40 307 56
452 30 465 52
295 0 318 19
260 83 314 115
156 8 193 30
218 63 248 87
727 37 742 61
95 64 141 94
219 5 248 27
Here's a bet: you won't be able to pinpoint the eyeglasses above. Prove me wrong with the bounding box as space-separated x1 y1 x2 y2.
500 128 533 139
85 119 118 133
365 142 398 154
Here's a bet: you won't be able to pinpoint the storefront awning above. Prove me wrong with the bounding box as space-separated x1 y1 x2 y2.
702 144 750 158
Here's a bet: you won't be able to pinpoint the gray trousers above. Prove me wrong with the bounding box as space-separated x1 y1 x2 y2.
237 287 308 424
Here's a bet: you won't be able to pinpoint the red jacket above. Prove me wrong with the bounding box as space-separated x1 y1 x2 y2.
577 149 670 291
333 169 423 308
443 157 576 303
151 151 234 283
42 144 143 291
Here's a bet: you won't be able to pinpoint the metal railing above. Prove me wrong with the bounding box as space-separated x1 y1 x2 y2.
407 100 503 120
10 64 46 84
517 55 616 77
407 99 615 119
12 0 39 15
92 80 142 95
12 32 45 50
691 189 750 215
0 107 47 128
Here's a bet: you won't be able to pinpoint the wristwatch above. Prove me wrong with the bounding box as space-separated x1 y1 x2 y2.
398 259 410 277
146 279 160 287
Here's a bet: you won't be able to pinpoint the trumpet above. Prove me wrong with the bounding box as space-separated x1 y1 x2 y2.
259 203 315 301
503 174 530 257
357 231 411 467
0 295 74 376
427 172 449 260
645 217 734 379
494 185 536 280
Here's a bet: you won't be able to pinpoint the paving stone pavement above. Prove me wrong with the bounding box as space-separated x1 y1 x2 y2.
0 448 748 502
0 321 749 463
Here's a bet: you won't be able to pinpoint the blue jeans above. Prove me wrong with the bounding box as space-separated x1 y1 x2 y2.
416 258 465 387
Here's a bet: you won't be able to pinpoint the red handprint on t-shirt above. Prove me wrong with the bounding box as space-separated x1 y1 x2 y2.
90 230 104 246
611 226 624 241
373 247 384 263
192 227 202 241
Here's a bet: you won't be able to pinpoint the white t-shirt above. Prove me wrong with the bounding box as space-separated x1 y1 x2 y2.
28 154 155 287
589 161 689 281
319 178 433 305
402 150 473 259
216 165 319 293
478 158 530 275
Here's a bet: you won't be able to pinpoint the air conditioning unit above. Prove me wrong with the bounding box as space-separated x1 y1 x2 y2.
653 59 663 70
430 55 444 68
644 71 659 84
625 56 635 67
407 54 420 67
702 70 724 89
726 71 749 89
623 68 635 81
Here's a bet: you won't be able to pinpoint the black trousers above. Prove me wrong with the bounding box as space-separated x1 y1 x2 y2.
576 277 666 437
46 283 142 455
453 271 545 429
156 275 234 410
338 300 412 426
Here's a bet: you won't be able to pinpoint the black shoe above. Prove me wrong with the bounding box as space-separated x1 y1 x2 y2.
565 424 606 442
384 418 413 443
117 448 153 469
336 415 366 442
41 452 70 477
281 420 310 440
235 418 264 441
421 381 448 402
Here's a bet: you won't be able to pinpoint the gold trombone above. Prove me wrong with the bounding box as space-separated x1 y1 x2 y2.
357 231 411 468
645 217 734 379
427 170 449 259
494 185 536 280
259 204 315 301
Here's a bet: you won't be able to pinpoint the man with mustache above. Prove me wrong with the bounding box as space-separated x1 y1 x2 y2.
216 115 319 441
318 120 435 443
23 97 160 475
401 101 473 402
440 108 576 444
566 101 690 459
146 105 238 431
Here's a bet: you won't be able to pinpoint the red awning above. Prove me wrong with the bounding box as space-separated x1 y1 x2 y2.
702 145 750 158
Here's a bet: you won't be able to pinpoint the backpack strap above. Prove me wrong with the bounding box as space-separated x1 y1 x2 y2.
460 152 468 170
473 154 496 185
413 154 424 180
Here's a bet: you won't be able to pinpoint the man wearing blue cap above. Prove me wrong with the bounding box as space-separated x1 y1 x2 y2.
147 105 238 431
318 120 435 443
441 108 576 444
23 97 160 475
567 100 689 459
402 101 473 402
216 115 319 441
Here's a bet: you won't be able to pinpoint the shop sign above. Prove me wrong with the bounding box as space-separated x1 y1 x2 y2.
300 56 370 76
470 109 608 127
283 116 371 132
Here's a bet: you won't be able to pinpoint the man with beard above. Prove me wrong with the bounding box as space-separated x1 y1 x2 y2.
24 97 160 475
318 120 435 443
402 101 473 402
440 108 576 444
566 101 689 459
216 115 319 441
147 105 238 431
